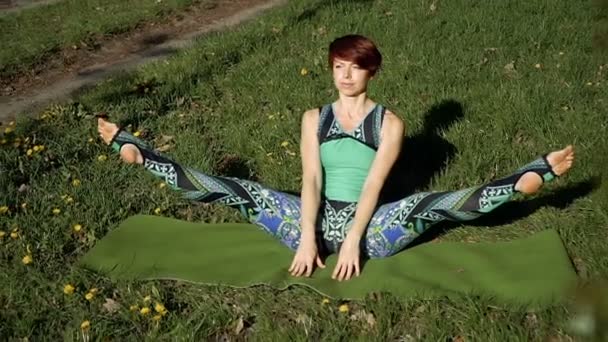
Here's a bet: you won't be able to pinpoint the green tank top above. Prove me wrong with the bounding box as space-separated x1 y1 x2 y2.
317 103 386 203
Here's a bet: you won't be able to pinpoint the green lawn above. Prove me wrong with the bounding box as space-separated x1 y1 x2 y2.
1 0 607 340
0 0 208 79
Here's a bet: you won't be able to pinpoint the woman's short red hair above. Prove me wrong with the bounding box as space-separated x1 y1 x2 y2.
328 35 382 76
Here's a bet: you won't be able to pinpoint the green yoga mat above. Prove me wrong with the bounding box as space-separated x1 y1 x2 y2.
80 215 578 305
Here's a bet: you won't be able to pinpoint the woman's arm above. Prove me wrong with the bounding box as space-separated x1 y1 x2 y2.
299 109 323 241
346 111 405 241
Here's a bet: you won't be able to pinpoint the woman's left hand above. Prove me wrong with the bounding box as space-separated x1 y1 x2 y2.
332 236 361 281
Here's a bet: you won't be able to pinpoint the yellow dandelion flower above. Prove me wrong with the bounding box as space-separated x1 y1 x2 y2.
158 182 166 189
152 314 162 321
129 304 139 312
10 230 19 239
300 68 309 76
143 295 152 303
73 224 82 232
280 141 289 147
140 307 151 315
4 127 14 134
72 179 81 187
154 208 162 215
321 298 330 305
0 206 9 214
26 149 33 156
88 137 94 143
33 145 44 152
22 255 33 265
8 121 15 126
63 284 75 295
338 304 349 313
21 203 27 209
0 230 5 238
89 288 98 294
85 292 94 301
133 131 142 137
65 196 74 204
52 208 61 215
154 302 167 315
534 63 542 69
97 154 107 161
0 138 6 145
80 320 90 331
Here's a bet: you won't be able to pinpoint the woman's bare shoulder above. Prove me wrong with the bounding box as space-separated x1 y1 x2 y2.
383 109 406 133
302 107 321 125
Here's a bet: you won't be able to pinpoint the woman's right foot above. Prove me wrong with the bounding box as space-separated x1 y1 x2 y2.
97 118 143 165
515 145 575 195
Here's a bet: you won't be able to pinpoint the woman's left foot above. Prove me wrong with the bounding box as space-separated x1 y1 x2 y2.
515 145 575 195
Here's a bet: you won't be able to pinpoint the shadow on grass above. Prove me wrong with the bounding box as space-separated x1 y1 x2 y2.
379 99 464 203
405 177 601 249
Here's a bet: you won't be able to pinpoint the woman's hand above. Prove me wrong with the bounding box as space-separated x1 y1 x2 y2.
332 235 361 281
289 237 325 277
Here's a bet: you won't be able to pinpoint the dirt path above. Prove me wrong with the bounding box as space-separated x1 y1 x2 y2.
0 0 286 123
0 0 62 15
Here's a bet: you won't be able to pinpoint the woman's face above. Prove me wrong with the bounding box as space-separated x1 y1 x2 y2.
332 58 372 96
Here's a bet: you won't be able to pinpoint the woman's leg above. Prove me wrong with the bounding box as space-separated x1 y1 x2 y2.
98 119 304 250
364 146 575 258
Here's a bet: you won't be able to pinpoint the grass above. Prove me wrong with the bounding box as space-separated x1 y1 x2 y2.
0 0 209 79
1 0 608 339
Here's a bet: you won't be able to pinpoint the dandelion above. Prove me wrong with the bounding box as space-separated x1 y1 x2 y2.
154 302 167 315
158 182 166 189
26 149 33 156
80 320 90 331
64 284 75 295
64 196 74 204
129 304 139 312
52 208 61 215
85 292 94 301
89 288 98 294
133 130 142 137
280 141 289 147
32 145 44 152
73 224 82 232
0 230 5 238
0 138 6 145
338 304 349 313
21 203 27 209
72 179 81 187
0 206 8 214
143 295 152 303
4 127 14 134
152 314 162 321
22 254 33 265
88 138 94 143
10 229 19 239
534 63 542 69
154 208 162 215
300 68 309 76
140 307 151 315
321 298 330 305
97 154 108 162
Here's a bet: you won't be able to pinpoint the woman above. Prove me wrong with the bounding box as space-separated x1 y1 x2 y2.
97 34 575 282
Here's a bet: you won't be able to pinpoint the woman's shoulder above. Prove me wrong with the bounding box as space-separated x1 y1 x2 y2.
381 107 405 134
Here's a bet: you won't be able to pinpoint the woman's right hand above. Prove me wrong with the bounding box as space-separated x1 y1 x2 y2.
288 237 325 277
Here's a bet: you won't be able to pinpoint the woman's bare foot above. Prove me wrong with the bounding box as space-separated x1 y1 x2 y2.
97 118 143 165
515 145 575 195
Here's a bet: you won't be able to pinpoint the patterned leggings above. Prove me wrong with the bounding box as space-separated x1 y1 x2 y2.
111 131 556 258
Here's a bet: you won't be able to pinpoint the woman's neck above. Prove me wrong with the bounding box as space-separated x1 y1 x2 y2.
336 92 374 119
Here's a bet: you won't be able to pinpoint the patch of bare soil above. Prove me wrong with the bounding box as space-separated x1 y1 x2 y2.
0 0 275 98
